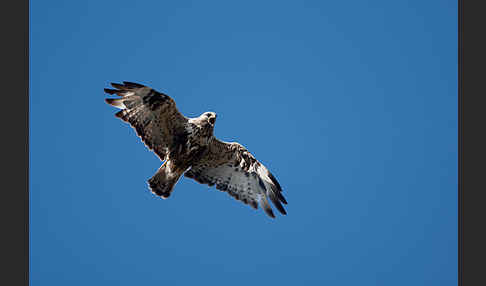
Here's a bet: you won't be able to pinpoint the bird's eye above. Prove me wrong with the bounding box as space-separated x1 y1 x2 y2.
206 113 211 117
209 117 215 125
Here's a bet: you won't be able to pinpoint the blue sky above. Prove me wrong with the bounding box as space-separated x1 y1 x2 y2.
30 1 457 285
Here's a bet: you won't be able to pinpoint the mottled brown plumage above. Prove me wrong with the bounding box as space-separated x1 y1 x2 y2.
105 81 287 218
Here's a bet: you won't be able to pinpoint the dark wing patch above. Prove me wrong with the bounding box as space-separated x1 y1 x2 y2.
105 82 187 160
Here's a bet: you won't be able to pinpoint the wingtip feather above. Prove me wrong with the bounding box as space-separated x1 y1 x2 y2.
105 98 125 109
104 88 119 95
260 196 276 218
123 81 145 88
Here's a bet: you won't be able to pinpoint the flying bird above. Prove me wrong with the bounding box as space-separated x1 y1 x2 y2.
104 82 287 218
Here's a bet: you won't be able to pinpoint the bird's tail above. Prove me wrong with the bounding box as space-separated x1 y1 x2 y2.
148 161 184 199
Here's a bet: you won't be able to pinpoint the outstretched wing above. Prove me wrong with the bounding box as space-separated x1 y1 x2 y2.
184 138 287 218
104 82 188 160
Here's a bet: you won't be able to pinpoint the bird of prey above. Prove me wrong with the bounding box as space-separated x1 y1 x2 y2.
104 82 287 218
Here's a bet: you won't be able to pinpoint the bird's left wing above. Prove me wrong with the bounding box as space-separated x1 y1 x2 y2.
104 82 188 160
184 138 287 218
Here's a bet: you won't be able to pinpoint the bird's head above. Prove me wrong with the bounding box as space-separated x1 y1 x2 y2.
202 112 217 127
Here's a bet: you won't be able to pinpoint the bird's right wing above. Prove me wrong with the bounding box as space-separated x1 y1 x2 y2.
105 82 188 160
184 138 287 218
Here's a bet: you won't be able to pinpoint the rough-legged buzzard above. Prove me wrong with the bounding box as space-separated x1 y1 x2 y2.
105 82 287 218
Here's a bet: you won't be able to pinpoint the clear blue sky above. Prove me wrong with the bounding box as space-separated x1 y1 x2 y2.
30 1 457 285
